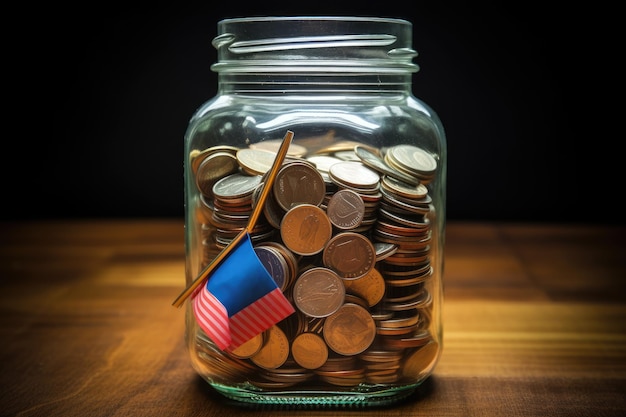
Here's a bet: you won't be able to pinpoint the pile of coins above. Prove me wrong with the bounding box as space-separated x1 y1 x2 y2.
190 139 440 389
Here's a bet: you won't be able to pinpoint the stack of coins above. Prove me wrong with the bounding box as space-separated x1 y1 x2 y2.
190 138 439 388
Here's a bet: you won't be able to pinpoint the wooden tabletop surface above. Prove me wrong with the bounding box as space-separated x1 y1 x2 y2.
1 220 625 416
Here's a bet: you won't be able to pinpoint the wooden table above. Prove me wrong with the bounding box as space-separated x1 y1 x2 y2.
1 220 625 416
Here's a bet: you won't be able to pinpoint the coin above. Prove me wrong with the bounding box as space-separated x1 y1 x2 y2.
273 161 326 211
328 161 380 190
323 303 376 355
293 267 345 318
385 144 437 181
195 152 240 196
280 204 332 256
291 332 329 369
323 232 376 279
402 340 439 378
250 139 308 158
342 267 385 307
212 172 262 200
250 325 290 370
254 246 290 291
228 332 264 359
354 144 421 185
236 148 278 175
326 189 365 230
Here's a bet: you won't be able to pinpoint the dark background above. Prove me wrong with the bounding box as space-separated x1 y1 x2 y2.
5 3 619 223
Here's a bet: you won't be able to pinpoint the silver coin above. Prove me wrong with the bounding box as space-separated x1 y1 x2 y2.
354 145 421 186
386 145 437 177
328 161 380 190
212 173 262 199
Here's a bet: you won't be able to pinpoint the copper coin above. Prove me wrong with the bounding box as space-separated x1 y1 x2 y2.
273 161 326 211
293 267 345 318
323 232 376 279
342 267 385 307
402 340 440 378
250 325 290 370
291 332 329 369
326 189 365 230
280 204 332 256
323 303 376 356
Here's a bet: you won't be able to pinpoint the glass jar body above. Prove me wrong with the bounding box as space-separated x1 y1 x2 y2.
182 17 447 408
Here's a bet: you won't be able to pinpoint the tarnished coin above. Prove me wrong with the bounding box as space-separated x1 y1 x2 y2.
291 332 329 369
323 232 376 279
354 145 421 186
280 204 332 256
293 267 345 318
274 161 326 211
195 151 240 196
323 303 376 356
250 325 290 370
326 189 365 230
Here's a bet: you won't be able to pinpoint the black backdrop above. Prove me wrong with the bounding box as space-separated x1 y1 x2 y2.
5 3 619 223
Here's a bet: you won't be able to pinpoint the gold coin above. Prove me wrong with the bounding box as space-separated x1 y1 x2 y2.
280 204 332 256
323 303 376 356
291 333 329 369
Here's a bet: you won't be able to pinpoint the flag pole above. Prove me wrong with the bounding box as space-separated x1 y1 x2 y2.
172 130 294 308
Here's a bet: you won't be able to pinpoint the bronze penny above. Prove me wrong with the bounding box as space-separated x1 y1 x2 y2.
326 189 365 230
323 303 376 356
401 340 440 378
280 204 332 256
291 332 329 369
342 267 385 307
293 267 345 318
273 161 326 211
250 325 290 370
323 232 376 279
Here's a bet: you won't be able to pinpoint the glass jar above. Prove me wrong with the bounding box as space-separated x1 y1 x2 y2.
178 16 447 408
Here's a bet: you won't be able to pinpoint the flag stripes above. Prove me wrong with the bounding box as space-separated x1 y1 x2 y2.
194 282 294 350
229 288 295 349
193 287 231 350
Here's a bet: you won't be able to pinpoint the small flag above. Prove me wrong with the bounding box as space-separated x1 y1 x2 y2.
192 232 295 350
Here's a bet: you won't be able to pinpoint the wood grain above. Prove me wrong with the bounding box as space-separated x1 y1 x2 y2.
1 220 625 416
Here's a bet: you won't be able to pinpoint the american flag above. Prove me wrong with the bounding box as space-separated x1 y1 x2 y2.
192 232 295 350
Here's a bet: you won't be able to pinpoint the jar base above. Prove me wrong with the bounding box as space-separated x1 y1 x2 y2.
209 381 422 408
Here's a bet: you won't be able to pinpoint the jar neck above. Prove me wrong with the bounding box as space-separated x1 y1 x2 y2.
216 72 414 94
